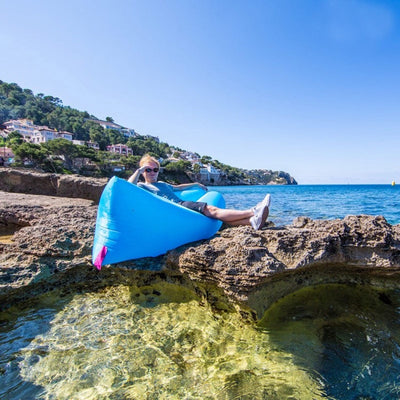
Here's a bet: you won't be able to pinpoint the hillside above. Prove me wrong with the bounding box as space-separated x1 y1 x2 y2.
0 80 297 185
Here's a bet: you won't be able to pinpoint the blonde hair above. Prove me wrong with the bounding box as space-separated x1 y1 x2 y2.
139 154 160 168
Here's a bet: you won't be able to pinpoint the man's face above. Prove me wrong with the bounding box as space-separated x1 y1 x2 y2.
143 162 159 183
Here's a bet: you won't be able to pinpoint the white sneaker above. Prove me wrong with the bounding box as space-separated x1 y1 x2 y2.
251 194 271 213
250 201 270 230
261 194 271 208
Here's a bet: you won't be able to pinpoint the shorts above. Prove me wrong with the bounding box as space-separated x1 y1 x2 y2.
179 201 207 214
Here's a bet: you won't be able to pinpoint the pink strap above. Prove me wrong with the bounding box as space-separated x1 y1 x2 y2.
94 246 107 270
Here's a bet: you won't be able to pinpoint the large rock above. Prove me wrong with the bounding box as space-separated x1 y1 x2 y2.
0 192 97 302
170 216 400 316
0 168 107 202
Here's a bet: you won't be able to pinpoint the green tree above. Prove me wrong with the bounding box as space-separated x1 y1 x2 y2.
122 155 141 170
201 155 212 164
126 137 147 156
7 131 24 146
43 138 78 170
0 136 6 149
13 142 48 168
74 144 99 161
107 129 126 145
192 163 201 173
164 160 191 172
0 105 11 123
88 125 108 150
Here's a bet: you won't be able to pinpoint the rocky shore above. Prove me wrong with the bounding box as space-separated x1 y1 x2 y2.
1 169 400 317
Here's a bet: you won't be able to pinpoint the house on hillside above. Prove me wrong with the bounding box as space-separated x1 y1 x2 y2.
107 144 133 155
72 140 100 150
58 131 73 141
200 164 221 183
181 151 201 163
4 119 74 144
3 119 36 141
31 127 73 143
137 134 160 143
87 119 137 138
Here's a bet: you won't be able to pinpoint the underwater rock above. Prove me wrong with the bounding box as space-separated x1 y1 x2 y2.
1 189 400 313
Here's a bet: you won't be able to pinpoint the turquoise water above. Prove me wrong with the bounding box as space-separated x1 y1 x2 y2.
213 184 400 226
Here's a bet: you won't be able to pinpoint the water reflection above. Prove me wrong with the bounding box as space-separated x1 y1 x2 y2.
1 282 400 399
258 284 400 400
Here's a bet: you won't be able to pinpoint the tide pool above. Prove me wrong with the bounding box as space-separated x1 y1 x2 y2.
213 184 400 226
2 283 400 399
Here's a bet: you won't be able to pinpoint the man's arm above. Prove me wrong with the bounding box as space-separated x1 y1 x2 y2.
128 166 146 184
172 182 208 192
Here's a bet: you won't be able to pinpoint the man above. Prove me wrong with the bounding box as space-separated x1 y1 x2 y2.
128 154 270 230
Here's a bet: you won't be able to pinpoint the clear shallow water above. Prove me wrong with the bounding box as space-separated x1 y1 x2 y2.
1 284 324 400
213 184 400 226
2 283 400 399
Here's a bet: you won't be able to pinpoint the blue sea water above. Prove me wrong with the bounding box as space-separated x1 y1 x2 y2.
213 184 400 226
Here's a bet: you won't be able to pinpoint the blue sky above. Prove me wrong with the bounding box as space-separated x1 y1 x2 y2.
1 0 400 184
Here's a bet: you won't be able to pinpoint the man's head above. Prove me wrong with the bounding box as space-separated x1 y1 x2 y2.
139 154 160 183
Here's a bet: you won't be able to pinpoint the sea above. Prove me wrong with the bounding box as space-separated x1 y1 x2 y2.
2 184 400 400
214 184 400 226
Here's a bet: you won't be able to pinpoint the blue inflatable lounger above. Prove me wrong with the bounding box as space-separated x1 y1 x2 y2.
92 176 226 269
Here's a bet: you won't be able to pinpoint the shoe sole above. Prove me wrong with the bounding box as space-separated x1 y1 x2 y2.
258 205 269 229
253 204 269 230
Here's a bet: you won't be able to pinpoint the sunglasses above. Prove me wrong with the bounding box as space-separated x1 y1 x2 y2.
144 168 159 173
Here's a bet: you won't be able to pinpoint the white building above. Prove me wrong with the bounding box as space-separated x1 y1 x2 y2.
107 143 133 155
200 164 221 182
58 131 73 141
181 151 201 163
31 127 73 143
4 120 74 144
73 140 100 150
3 119 36 141
121 128 137 138
31 127 58 143
87 119 137 138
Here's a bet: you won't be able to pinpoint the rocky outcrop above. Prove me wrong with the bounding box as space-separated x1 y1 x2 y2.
1 188 400 316
0 168 107 202
170 216 400 316
244 169 298 185
0 192 97 302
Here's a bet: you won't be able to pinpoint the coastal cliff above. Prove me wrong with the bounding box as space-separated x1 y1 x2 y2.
187 169 298 186
1 171 400 315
